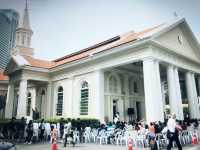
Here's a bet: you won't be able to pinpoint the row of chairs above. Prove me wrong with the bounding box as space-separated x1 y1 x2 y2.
77 128 200 149
30 123 200 149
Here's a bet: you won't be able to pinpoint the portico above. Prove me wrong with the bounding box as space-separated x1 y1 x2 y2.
4 67 50 119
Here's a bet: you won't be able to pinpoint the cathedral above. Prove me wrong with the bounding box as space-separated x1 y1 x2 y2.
4 3 200 123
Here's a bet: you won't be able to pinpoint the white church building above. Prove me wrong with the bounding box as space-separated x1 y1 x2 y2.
4 4 200 123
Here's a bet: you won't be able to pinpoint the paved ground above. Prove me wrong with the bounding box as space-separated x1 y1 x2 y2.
16 143 200 150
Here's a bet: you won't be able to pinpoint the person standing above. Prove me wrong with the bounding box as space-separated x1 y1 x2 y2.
18 117 26 142
39 119 45 142
59 118 64 139
167 113 182 150
114 112 120 124
64 122 75 147
50 125 58 150
25 120 33 144
8 117 16 140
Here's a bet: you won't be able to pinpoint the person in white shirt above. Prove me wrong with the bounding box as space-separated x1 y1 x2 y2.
114 112 120 124
167 113 182 150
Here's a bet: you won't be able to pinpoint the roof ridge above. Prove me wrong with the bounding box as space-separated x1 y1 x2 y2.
53 36 120 62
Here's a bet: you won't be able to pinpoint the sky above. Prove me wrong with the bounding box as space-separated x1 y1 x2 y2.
0 0 200 60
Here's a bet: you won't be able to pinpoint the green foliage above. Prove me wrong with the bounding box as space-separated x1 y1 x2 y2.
1 118 100 128
0 118 10 124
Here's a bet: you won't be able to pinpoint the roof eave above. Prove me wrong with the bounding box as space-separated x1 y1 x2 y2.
49 38 151 73
0 80 9 84
23 66 50 73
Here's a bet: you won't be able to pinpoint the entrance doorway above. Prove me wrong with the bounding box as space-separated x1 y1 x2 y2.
136 101 141 121
12 94 18 117
113 100 117 119
35 90 45 119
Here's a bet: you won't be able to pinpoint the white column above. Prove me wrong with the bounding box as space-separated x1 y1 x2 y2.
198 77 200 97
94 70 105 122
124 74 130 122
191 73 200 119
167 65 184 120
186 72 200 119
16 79 27 119
65 78 73 118
46 82 53 118
167 65 177 115
161 82 166 112
143 58 164 123
47 82 55 118
174 67 184 120
5 83 15 118
30 88 36 118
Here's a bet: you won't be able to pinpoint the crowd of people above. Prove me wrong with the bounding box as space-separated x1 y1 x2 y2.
0 114 199 150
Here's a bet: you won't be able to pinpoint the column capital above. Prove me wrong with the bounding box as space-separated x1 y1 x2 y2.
143 57 157 62
68 76 74 80
167 64 176 69
94 69 104 74
186 70 195 75
20 78 28 82
47 81 52 84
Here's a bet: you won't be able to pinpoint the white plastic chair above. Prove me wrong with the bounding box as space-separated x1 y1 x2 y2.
73 130 80 144
33 123 39 141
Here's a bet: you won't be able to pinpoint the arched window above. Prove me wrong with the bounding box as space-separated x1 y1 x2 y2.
27 36 30 46
80 81 89 115
56 86 63 116
26 92 31 116
17 33 20 45
22 33 25 45
129 77 138 95
134 81 138 93
109 75 118 93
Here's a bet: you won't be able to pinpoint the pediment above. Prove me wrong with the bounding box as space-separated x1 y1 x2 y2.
5 58 19 75
4 55 30 75
153 20 200 62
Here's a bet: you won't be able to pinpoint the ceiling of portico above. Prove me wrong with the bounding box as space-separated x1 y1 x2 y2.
28 80 48 87
108 61 143 75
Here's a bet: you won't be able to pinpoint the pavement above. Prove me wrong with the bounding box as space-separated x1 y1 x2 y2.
16 143 200 150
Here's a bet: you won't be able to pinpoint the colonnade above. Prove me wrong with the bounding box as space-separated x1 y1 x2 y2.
143 58 200 123
5 79 49 119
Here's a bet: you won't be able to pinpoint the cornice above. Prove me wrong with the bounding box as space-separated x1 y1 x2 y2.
149 40 200 73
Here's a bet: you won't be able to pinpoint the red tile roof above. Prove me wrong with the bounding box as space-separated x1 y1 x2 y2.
22 55 55 69
0 70 8 81
23 24 164 69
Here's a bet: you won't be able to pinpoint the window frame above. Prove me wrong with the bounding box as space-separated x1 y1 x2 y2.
56 86 63 116
26 92 31 116
80 81 89 115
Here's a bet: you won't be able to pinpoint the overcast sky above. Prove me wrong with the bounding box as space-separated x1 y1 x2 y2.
0 0 200 60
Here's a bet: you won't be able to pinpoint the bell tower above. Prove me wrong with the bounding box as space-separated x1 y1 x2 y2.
12 0 34 56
